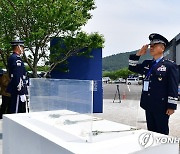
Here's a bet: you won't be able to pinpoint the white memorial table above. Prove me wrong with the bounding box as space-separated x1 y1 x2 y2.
3 79 179 154
3 111 179 154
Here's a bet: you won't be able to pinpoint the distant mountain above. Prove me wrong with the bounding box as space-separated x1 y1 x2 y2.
102 50 152 71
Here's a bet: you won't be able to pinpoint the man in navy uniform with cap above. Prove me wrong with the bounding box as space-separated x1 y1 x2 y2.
129 33 179 135
7 40 28 113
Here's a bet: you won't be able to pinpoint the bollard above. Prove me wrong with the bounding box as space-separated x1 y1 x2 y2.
122 91 126 100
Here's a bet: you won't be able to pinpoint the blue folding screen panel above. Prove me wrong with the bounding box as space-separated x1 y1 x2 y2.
50 38 103 113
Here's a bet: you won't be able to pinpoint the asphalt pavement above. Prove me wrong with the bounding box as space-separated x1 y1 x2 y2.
103 83 142 100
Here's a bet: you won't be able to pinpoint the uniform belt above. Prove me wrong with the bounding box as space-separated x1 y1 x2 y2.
11 74 26 79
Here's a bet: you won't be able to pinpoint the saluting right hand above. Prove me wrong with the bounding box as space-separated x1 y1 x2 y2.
136 44 149 56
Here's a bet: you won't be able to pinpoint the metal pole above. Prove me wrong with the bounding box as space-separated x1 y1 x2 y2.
113 85 121 103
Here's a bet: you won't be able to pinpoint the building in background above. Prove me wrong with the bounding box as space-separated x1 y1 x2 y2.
164 33 180 97
164 33 180 70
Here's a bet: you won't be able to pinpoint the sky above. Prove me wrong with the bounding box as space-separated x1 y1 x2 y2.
83 0 180 57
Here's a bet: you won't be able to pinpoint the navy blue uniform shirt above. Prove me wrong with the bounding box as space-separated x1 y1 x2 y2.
7 52 28 95
129 54 179 114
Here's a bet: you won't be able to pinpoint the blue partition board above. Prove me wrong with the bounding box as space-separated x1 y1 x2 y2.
50 38 103 113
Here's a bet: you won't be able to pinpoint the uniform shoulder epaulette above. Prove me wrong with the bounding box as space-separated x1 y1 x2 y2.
164 59 175 64
11 53 20 59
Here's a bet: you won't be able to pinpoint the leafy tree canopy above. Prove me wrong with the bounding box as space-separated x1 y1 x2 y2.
0 0 104 77
103 68 136 80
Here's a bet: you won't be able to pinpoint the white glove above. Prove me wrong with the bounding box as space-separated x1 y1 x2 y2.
17 78 23 91
20 95 26 102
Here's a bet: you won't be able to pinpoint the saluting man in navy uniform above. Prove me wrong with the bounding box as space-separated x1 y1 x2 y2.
7 40 28 113
129 33 179 135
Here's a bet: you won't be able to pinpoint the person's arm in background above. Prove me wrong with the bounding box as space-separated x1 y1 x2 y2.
1 74 10 87
128 45 148 74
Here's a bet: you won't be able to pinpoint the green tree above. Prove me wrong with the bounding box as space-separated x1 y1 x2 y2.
49 32 104 73
103 71 117 80
0 50 5 68
115 68 134 79
0 0 104 77
103 68 136 80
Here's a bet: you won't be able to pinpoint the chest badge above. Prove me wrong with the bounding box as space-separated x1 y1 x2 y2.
158 77 162 81
157 65 166 72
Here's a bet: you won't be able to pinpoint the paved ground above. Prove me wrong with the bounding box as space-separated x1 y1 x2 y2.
103 83 142 100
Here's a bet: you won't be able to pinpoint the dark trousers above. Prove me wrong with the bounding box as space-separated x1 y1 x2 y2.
10 94 26 113
145 110 169 135
0 95 11 119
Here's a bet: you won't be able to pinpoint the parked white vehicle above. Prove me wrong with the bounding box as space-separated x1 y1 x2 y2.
126 78 139 85
102 77 111 83
119 78 126 83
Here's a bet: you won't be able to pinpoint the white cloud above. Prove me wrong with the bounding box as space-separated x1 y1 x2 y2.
83 0 180 57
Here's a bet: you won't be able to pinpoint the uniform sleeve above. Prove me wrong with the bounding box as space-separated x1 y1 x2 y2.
167 63 179 110
128 54 144 74
12 59 25 95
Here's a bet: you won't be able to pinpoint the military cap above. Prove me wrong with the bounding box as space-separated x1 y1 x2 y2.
149 33 169 47
10 40 24 47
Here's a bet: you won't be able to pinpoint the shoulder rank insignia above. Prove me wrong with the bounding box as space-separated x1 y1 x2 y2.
16 60 22 66
167 59 174 63
144 66 149 69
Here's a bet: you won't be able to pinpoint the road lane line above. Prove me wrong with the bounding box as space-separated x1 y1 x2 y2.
127 85 131 92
